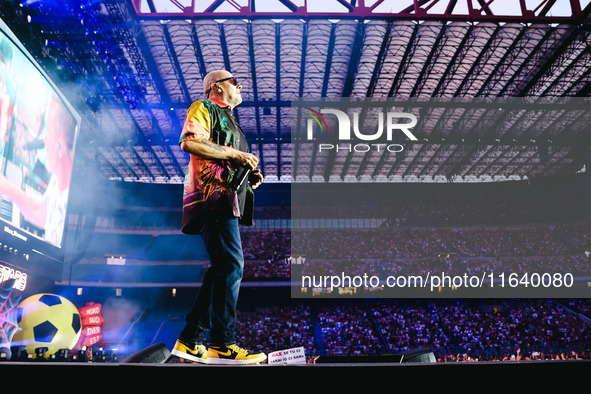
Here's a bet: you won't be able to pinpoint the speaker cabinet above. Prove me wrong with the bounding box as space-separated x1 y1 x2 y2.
122 342 171 364
398 348 436 363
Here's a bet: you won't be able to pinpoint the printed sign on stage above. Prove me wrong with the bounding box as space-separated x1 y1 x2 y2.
267 346 306 365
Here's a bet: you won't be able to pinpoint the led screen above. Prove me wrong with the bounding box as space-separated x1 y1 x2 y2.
0 19 80 252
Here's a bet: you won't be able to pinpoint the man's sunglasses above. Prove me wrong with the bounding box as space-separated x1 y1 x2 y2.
215 76 239 86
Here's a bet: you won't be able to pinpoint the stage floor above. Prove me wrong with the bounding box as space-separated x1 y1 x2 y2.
1 359 589 390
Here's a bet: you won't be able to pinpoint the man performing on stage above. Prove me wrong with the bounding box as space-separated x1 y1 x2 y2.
171 70 265 365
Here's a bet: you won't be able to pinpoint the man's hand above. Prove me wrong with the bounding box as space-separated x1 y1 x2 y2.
231 151 259 170
249 169 264 189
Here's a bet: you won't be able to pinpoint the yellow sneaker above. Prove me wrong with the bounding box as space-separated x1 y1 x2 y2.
171 339 208 364
207 344 266 365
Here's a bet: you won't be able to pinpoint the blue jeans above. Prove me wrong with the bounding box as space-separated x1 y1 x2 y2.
181 216 244 346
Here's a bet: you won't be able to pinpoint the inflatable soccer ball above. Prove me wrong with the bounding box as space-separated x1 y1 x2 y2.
12 293 81 358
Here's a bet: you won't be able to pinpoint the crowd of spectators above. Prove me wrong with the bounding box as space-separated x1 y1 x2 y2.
227 298 591 362
370 298 591 361
233 302 317 356
316 302 383 356
241 229 290 262
289 181 589 227
563 298 591 317
240 220 591 280
291 223 590 260
243 259 291 280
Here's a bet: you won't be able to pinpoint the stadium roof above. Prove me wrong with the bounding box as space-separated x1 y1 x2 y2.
3 0 591 184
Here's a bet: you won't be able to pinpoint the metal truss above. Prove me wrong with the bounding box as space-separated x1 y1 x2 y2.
117 0 591 183
131 0 591 24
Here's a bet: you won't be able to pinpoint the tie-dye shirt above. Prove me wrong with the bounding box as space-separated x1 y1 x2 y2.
179 98 253 234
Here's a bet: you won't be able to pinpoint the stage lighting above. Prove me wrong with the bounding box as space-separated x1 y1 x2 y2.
93 348 105 362
10 346 33 361
49 349 69 361
104 350 117 362
79 11 91 26
25 12 45 24
96 44 107 56
34 347 48 359
44 39 61 48
76 347 88 362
